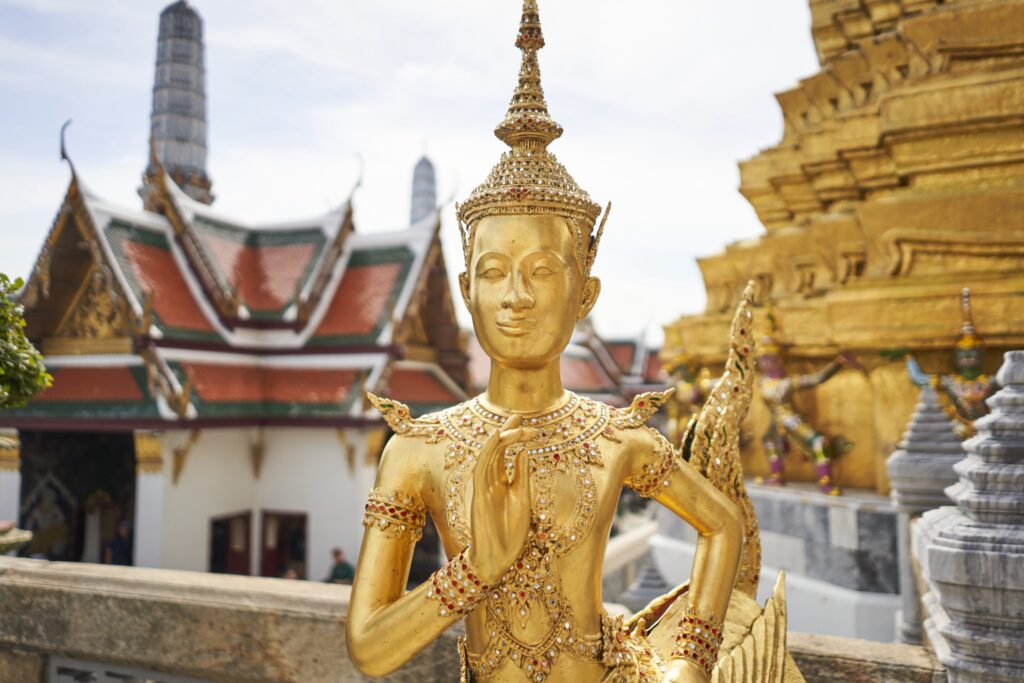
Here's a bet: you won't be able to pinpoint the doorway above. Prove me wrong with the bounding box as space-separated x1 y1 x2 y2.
18 431 136 563
209 511 251 575
259 511 307 579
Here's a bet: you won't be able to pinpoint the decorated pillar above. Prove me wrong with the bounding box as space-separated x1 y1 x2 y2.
0 429 21 524
133 430 165 568
914 351 1024 681
887 385 965 643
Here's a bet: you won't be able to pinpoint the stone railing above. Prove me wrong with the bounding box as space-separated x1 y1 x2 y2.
0 557 459 682
0 554 947 682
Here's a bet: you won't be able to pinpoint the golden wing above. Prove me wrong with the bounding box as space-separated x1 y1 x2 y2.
681 280 761 596
711 573 793 683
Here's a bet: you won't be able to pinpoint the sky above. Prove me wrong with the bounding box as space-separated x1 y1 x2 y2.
0 0 820 342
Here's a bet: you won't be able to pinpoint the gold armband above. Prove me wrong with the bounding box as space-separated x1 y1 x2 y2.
671 604 723 678
426 548 492 618
362 488 426 542
626 430 679 499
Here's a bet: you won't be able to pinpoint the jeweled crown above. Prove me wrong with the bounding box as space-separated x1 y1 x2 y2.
456 0 606 276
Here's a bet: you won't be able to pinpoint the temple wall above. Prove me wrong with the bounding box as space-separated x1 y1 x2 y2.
253 427 376 578
157 428 377 575
159 429 258 572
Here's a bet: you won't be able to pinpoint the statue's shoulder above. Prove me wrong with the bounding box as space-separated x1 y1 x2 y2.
367 392 455 443
608 389 674 430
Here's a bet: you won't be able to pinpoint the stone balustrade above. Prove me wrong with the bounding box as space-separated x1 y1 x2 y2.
0 550 948 682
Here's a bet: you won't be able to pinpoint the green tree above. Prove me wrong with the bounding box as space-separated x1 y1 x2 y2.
0 273 51 408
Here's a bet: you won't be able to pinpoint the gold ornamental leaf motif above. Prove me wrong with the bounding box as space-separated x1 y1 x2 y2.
684 281 762 597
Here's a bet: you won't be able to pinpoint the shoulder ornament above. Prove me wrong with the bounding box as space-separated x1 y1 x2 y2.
612 389 674 430
367 392 447 443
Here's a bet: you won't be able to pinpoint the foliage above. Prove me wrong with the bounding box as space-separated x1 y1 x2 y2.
0 273 51 409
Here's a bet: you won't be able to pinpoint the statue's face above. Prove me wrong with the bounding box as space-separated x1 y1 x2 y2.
955 346 983 379
461 214 599 369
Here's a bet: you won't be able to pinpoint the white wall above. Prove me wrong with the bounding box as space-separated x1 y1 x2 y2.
159 429 257 572
255 427 376 581
156 427 378 578
0 469 20 523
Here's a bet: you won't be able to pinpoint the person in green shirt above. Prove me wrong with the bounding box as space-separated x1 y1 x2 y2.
326 547 355 584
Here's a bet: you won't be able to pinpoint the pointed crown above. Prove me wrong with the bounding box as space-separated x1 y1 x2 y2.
758 304 783 356
957 287 982 349
456 0 605 276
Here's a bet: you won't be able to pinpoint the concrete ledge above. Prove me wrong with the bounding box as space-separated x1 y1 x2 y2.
0 557 460 683
789 632 947 683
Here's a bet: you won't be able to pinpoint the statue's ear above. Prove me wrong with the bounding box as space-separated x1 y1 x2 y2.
578 276 601 320
459 272 471 309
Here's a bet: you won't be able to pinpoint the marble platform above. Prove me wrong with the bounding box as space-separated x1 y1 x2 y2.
653 480 900 641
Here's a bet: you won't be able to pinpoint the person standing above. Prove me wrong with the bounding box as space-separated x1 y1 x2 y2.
325 547 354 584
104 520 133 566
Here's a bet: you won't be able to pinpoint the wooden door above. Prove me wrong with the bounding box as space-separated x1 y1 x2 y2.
209 511 251 575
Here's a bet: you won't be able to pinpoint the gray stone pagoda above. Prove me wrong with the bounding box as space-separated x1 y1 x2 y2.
141 0 213 205
410 155 437 225
887 385 966 643
914 350 1024 682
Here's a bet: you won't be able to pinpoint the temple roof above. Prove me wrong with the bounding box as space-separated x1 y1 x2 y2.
2 165 466 429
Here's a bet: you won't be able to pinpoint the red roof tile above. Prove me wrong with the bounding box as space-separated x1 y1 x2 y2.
203 233 317 312
121 239 215 333
264 367 359 403
385 367 458 405
644 352 666 383
315 262 402 338
607 342 637 375
562 355 616 393
38 367 143 402
182 363 359 404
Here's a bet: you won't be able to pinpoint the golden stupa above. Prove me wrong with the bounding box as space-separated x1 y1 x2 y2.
663 0 1024 493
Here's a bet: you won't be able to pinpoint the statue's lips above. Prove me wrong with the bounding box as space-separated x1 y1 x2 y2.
496 319 537 336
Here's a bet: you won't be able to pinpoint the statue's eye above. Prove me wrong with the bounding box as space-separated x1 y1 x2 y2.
480 267 504 280
532 266 555 277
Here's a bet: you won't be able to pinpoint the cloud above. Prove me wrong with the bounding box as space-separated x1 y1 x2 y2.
0 0 819 343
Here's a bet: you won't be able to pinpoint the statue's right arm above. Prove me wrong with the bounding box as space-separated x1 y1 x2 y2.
345 437 461 678
906 356 931 387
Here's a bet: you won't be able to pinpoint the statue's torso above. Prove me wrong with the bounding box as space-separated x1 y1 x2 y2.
390 393 666 682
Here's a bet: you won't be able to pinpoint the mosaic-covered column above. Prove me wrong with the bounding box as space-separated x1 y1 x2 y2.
887 385 965 643
0 429 21 525
914 351 1024 681
133 431 165 568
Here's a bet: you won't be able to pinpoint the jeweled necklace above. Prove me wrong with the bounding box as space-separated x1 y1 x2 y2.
443 392 620 681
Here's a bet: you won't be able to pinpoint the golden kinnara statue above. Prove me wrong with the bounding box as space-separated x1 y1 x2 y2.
347 3 803 681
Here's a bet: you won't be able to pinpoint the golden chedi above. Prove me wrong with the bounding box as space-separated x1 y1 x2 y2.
347 2 804 681
663 0 1024 493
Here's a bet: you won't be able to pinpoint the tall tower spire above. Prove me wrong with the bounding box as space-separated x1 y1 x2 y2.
410 155 437 225
142 1 213 205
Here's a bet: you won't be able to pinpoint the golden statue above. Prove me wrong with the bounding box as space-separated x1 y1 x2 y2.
906 288 997 437
662 352 715 447
347 3 803 681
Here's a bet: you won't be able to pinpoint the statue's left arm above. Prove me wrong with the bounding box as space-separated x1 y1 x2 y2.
627 426 744 621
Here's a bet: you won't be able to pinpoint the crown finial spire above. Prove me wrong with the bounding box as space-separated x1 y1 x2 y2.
957 287 982 348
494 0 563 151
456 0 603 272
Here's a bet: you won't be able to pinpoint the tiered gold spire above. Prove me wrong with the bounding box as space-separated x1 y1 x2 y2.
457 0 605 275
